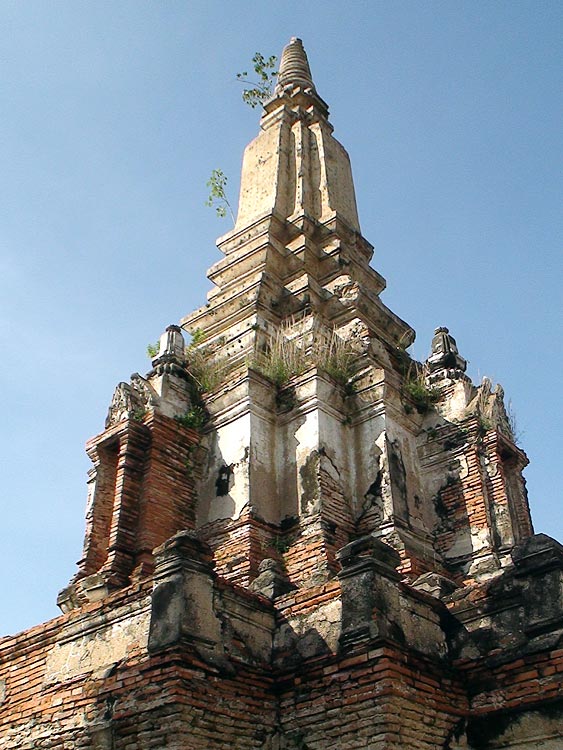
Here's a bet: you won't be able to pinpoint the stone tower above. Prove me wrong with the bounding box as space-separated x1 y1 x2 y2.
1 38 562 749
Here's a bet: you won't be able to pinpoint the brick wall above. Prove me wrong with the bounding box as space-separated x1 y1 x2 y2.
276 645 468 749
67 412 200 601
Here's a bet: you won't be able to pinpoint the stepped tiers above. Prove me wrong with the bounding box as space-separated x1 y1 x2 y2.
2 38 562 750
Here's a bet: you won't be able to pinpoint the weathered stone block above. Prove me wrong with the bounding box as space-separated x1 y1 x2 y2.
148 531 223 660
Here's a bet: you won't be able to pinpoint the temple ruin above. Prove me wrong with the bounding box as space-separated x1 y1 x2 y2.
1 37 562 749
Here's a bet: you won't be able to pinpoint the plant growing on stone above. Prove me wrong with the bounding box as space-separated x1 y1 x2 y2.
268 534 292 554
189 328 206 347
236 53 278 108
252 323 358 396
146 341 159 359
205 169 234 222
403 364 440 414
251 328 307 387
185 332 235 395
186 348 226 393
312 330 357 394
174 405 207 431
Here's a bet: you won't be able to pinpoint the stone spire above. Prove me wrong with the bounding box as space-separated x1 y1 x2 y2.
176 38 422 590
426 326 467 373
275 37 315 94
34 41 549 750
57 36 536 656
233 36 360 233
183 36 413 359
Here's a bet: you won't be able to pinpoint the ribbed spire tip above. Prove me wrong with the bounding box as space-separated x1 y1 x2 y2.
275 37 316 94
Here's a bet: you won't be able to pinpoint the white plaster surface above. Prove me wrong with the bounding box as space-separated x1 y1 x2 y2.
44 610 150 683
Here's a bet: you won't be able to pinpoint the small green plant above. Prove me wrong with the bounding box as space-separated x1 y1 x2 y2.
403 371 440 414
184 331 235 395
205 169 234 221
189 328 206 347
147 341 159 359
187 348 224 392
268 535 292 554
251 324 358 398
251 329 306 387
175 405 207 431
313 331 356 393
236 53 278 108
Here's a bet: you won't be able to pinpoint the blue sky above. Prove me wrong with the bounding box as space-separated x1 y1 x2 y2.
1 1 561 636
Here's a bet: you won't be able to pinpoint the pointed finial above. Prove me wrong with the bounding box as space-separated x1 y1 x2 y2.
275 37 316 94
426 327 467 373
152 324 185 367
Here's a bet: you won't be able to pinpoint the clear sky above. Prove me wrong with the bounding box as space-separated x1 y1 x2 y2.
1 1 561 636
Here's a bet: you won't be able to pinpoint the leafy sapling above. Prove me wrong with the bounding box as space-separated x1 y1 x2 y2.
205 53 277 222
146 341 159 359
236 53 278 109
205 169 235 222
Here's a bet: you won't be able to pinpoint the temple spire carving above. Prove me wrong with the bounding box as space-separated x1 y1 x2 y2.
233 37 360 233
60 37 534 610
275 37 316 94
23 37 552 750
